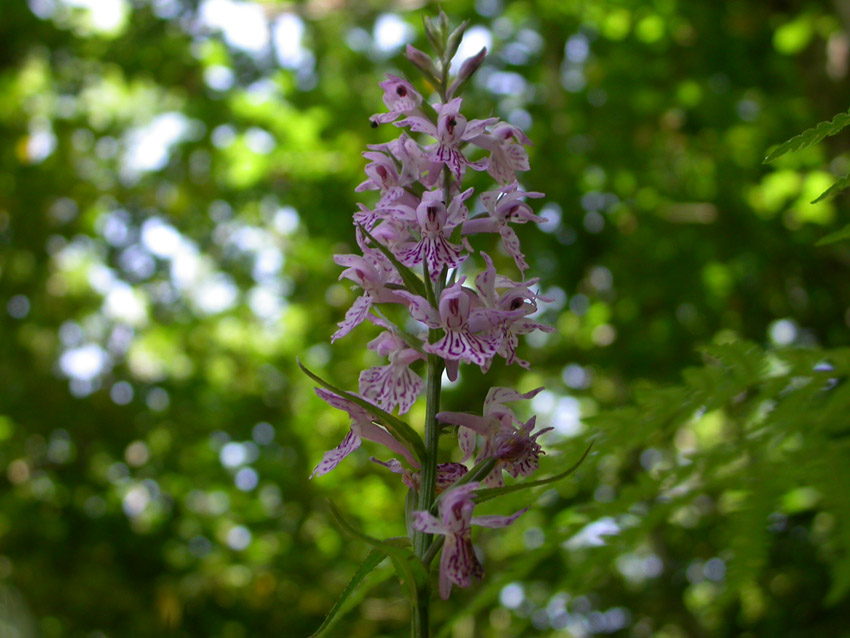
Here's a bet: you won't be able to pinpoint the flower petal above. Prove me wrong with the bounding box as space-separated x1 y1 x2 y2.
471 507 528 529
332 294 372 342
310 430 361 478
411 510 445 535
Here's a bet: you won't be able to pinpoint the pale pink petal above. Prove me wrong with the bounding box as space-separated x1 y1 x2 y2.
426 329 499 366
395 291 440 327
471 508 527 529
502 143 530 171
359 421 418 466
332 294 372 342
458 427 477 462
439 534 483 598
463 117 498 138
437 411 493 436
436 463 469 490
310 430 361 478
411 511 446 535
484 387 543 415
462 217 499 235
499 225 528 272
394 115 436 136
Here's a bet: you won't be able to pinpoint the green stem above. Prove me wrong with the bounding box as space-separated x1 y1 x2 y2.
415 351 444 558
411 583 431 638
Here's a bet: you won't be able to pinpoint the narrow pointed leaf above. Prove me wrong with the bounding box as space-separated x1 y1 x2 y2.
309 548 387 637
474 443 594 504
816 223 850 245
812 174 850 203
298 359 426 461
764 107 850 163
327 501 429 605
357 223 427 299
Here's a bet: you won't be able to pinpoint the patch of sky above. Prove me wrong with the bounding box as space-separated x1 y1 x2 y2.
103 281 147 326
141 217 182 258
235 467 259 491
346 27 371 52
565 33 590 64
122 112 190 181
227 525 252 550
373 14 412 55
273 13 308 68
499 583 525 609
564 517 620 549
769 318 797 345
507 108 532 130
538 203 562 233
200 0 269 55
272 206 299 235
26 119 57 163
486 71 527 96
60 343 110 382
450 26 492 74
204 65 235 91
475 0 503 18
7 295 30 319
52 0 128 33
245 127 276 154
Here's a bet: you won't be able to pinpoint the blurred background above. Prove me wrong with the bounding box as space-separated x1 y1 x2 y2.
2 0 850 636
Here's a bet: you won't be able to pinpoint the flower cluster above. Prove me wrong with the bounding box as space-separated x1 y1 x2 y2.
308 26 553 602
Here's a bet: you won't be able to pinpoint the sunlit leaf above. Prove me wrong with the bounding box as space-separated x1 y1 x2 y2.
764 107 850 163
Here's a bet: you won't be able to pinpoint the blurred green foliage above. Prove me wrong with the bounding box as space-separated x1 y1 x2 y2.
1 0 849 636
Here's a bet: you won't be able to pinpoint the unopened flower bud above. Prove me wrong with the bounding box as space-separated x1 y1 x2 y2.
423 15 445 55
406 44 440 84
445 19 469 61
448 47 487 98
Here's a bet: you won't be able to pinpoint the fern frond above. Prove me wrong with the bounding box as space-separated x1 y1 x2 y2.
764 107 850 163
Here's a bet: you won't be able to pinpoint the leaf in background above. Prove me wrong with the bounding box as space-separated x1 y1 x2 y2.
815 223 850 245
812 174 850 203
764 107 850 163
308 548 388 638
327 501 429 608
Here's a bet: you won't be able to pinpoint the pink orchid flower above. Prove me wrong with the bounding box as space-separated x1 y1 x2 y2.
463 183 546 273
411 482 526 599
397 280 501 379
370 74 423 125
471 252 555 369
477 415 553 487
358 328 425 414
469 122 533 184
438 386 544 462
332 253 404 342
396 188 472 281
395 97 496 180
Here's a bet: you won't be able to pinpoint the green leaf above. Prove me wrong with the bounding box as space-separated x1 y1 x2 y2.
812 174 850 203
764 107 850 163
816 223 850 246
297 359 426 461
356 223 427 299
308 548 388 637
327 501 429 606
474 443 594 504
